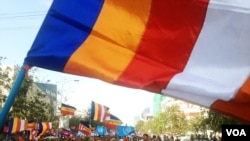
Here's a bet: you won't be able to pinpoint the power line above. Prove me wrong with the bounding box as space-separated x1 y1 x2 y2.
0 11 47 20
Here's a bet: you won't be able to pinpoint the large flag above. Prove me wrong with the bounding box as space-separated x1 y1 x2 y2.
61 103 77 115
7 117 27 134
24 0 250 122
90 101 109 122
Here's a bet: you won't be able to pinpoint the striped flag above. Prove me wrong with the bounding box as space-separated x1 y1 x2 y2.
26 121 38 140
37 122 52 136
24 0 250 122
61 103 76 115
104 112 123 130
78 121 91 136
7 117 27 134
90 101 109 122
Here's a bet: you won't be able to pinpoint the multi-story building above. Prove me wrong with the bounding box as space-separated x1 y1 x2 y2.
152 94 166 116
33 82 57 116
161 97 203 120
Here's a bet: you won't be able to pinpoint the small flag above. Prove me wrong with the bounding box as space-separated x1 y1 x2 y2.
7 117 27 134
61 103 76 115
117 125 135 137
37 122 52 136
90 101 109 122
95 125 107 136
78 121 91 136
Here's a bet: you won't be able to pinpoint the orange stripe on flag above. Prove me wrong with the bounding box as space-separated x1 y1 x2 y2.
116 0 209 92
212 76 250 123
65 0 152 82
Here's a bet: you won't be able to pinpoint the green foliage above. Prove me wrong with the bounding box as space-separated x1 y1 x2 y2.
135 104 188 135
201 109 245 132
188 110 207 133
0 65 11 110
0 64 59 127
135 120 145 132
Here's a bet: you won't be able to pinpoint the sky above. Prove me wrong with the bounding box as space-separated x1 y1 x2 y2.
0 0 156 125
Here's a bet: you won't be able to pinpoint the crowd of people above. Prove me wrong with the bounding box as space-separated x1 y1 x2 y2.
35 132 221 141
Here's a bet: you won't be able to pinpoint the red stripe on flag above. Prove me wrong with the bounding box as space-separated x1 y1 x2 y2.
116 0 209 92
16 119 21 133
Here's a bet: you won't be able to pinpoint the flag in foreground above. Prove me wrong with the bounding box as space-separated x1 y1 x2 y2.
61 103 76 115
24 0 250 122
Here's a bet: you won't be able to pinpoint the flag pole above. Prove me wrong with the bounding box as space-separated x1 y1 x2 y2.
0 64 26 129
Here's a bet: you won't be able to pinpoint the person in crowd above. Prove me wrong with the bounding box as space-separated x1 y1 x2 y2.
169 135 174 141
163 135 170 141
151 135 157 141
156 135 162 141
174 136 180 141
142 134 150 141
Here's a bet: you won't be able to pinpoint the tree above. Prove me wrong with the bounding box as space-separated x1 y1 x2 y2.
0 64 59 127
0 66 11 110
0 57 12 110
162 104 188 135
201 109 245 132
134 104 188 135
135 120 145 132
188 111 206 133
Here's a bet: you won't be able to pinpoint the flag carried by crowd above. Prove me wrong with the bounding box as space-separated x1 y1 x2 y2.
21 0 250 123
61 103 77 115
6 117 27 134
90 101 110 123
78 120 92 136
2 117 53 140
117 125 135 137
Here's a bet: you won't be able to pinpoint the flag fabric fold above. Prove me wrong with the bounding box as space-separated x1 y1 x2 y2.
61 103 77 115
24 0 250 122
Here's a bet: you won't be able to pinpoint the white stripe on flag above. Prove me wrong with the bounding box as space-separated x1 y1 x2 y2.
20 119 27 131
100 106 105 122
162 0 250 107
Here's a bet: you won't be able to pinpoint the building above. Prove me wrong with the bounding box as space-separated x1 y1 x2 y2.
33 82 57 116
152 94 166 116
161 97 203 120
